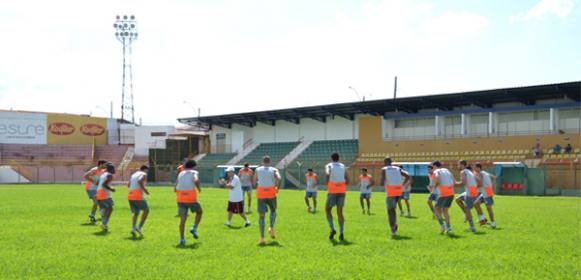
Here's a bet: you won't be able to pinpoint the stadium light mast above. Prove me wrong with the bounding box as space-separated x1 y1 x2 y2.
113 15 138 124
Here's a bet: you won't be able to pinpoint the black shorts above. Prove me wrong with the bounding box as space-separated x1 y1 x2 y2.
227 201 244 213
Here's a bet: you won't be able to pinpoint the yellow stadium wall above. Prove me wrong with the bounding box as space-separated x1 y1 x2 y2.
359 116 580 154
46 114 108 145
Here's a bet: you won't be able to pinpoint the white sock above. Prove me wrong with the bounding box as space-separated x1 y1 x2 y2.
479 215 486 221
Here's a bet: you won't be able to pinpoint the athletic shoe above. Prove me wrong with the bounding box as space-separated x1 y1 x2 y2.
329 230 337 240
244 221 251 227
225 221 232 227
268 227 276 240
407 212 411 218
307 207 312 213
190 227 199 239
136 227 143 237
339 234 344 241
258 238 266 245
312 208 316 214
130 228 137 237
440 225 446 234
479 218 488 226
446 227 453 235
89 215 96 224
400 211 404 217
490 222 497 229
391 224 398 238
469 227 476 233
179 239 186 246
101 224 108 231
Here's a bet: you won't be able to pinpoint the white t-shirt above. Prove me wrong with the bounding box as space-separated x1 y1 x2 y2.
228 175 244 202
359 175 372 194
480 171 494 198
256 166 280 187
326 162 346 183
461 169 477 192
382 165 403 186
97 172 113 198
129 171 146 190
176 170 199 191
433 168 454 196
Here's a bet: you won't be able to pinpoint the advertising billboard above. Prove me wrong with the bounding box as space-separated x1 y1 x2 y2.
0 112 47 144
46 114 108 145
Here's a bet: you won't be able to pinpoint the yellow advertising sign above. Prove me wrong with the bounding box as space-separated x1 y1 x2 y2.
46 114 108 144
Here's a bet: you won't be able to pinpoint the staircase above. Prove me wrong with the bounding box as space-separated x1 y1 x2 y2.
284 170 301 188
193 153 207 161
118 147 135 170
227 140 260 165
277 140 313 169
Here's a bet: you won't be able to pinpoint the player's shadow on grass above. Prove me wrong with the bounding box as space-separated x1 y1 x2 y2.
225 225 244 230
258 241 282 248
391 235 412 241
80 222 97 226
125 236 144 241
93 230 110 236
472 231 487 235
404 216 418 219
445 233 462 239
176 243 201 249
331 239 353 246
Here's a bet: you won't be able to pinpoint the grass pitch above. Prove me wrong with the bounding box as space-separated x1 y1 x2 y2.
0 184 580 279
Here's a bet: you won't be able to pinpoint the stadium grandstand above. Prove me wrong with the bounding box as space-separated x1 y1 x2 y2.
179 81 581 196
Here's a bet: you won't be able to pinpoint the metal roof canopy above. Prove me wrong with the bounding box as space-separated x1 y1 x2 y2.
178 81 580 129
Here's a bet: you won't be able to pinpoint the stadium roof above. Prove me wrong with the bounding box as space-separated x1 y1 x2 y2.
178 81 580 128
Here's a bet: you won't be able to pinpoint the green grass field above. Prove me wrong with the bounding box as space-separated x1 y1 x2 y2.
0 184 580 279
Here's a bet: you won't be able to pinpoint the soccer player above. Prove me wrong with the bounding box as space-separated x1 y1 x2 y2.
127 165 150 237
238 163 254 213
304 168 319 213
426 165 438 219
358 168 374 215
82 159 107 223
175 159 203 246
96 163 116 231
220 167 251 227
473 163 497 229
252 156 281 245
380 158 411 238
432 161 455 234
325 153 350 241
397 166 413 217
454 160 478 232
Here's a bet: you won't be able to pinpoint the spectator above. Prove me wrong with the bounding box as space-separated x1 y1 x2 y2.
553 144 562 154
564 143 573 154
532 143 541 158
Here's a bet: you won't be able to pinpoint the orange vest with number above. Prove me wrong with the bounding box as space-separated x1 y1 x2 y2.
439 185 454 197
327 182 346 194
256 186 277 199
176 190 197 203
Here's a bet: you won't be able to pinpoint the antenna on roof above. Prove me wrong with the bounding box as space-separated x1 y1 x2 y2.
393 76 398 99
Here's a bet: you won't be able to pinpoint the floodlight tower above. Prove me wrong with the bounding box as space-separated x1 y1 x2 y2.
113 15 138 124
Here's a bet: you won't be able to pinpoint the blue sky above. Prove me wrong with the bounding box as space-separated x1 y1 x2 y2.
0 0 579 124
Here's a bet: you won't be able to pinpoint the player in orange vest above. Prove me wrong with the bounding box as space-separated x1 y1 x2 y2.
175 160 203 246
304 168 319 213
96 163 116 231
473 163 497 228
432 161 456 234
325 153 350 241
358 168 374 215
82 159 108 223
454 160 479 232
426 165 438 219
380 158 411 237
397 166 413 217
127 165 150 237
253 156 281 245
238 163 254 213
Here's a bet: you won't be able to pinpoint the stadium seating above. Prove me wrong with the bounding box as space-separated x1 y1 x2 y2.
286 139 358 185
237 142 299 166
197 153 237 168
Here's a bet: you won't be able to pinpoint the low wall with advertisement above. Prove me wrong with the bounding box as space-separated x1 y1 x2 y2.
0 111 47 144
46 114 108 145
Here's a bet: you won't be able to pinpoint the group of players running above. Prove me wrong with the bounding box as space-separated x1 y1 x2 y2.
82 152 497 246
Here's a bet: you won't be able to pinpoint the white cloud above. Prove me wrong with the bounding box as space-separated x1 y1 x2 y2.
510 0 575 22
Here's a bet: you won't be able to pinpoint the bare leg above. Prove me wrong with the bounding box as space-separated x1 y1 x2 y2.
366 198 371 213
359 197 365 212
428 200 435 216
139 209 149 230
227 212 233 223
443 208 451 229
247 191 252 211
404 199 411 214
91 198 98 217
305 197 311 209
326 206 335 234
194 209 203 226
179 214 187 240
132 214 138 229
486 205 495 223
337 206 345 236
313 197 317 210
397 200 403 214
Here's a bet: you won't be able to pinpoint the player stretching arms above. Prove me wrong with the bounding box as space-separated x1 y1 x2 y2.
325 153 350 241
238 163 254 213
127 165 150 237
432 161 455 234
358 168 374 215
175 160 203 246
473 163 497 229
304 169 319 213
380 158 411 238
253 156 281 245
220 167 251 227
82 160 107 223
96 163 116 231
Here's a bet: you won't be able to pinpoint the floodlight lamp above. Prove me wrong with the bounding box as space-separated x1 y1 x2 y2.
130 15 135 20
116 15 120 19
123 15 128 20
130 24 135 29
